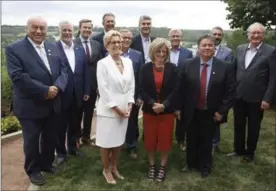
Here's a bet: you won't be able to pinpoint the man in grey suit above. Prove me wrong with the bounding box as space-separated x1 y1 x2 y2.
74 19 104 147
227 22 276 162
210 26 233 154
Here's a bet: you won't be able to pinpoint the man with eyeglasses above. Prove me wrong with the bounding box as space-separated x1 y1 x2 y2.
227 22 276 163
120 29 144 159
210 26 233 155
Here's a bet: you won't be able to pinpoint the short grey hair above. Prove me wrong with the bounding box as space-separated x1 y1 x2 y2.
247 22 265 33
26 16 47 28
211 26 224 33
103 30 122 48
102 12 115 23
58 20 73 32
168 29 182 37
148 38 170 62
139 15 152 25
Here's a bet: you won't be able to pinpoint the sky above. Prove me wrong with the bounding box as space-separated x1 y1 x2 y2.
1 1 231 30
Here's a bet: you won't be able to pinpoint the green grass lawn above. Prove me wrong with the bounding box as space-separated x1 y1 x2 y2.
42 110 276 190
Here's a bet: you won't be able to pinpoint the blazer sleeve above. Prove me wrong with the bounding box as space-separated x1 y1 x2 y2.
225 50 233 63
53 56 68 92
162 65 179 109
139 64 155 105
96 60 117 108
6 46 49 99
263 48 276 104
128 59 135 104
217 63 235 116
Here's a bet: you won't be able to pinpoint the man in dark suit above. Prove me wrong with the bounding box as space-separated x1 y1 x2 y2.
74 19 104 146
168 28 193 151
5 17 68 185
210 26 233 154
130 15 156 63
120 29 144 159
56 21 91 163
227 22 276 162
92 12 115 55
179 35 235 177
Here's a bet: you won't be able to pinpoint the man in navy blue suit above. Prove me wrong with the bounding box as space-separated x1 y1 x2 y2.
56 21 91 164
5 16 68 185
168 29 193 151
120 29 144 159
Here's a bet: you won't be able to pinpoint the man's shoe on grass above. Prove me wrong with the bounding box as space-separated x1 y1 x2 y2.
29 172 45 186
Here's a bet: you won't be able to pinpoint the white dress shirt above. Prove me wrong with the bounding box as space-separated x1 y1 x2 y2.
170 47 180 65
215 45 220 56
61 40 76 73
245 43 262 69
141 34 151 62
80 36 92 56
28 37 51 73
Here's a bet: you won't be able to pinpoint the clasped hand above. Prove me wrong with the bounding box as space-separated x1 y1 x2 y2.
152 103 165 114
46 86 59 99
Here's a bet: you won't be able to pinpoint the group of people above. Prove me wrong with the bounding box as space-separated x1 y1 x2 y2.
5 12 276 186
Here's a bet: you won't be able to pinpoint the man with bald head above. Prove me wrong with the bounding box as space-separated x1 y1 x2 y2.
56 21 90 163
228 22 276 163
5 17 68 185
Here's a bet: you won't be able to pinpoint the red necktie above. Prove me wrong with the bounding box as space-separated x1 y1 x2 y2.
198 63 208 109
84 40 90 58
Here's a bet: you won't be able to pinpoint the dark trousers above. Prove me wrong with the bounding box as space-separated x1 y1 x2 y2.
175 119 186 144
186 110 216 171
19 112 57 176
212 124 220 147
82 90 97 139
125 104 140 149
233 99 264 157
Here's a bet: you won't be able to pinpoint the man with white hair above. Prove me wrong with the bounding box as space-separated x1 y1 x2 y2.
5 16 68 185
56 21 91 163
228 22 276 163
168 28 193 151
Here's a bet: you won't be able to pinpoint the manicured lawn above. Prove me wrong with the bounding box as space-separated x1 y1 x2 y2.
42 110 275 190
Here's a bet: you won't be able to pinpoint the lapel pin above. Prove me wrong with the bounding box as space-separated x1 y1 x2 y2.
213 72 215 74
47 49 51 52
48 53 51 56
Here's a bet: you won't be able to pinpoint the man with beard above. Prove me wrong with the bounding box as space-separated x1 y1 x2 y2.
120 29 144 159
74 19 104 147
227 22 276 163
168 29 193 151
210 26 233 154
131 15 156 63
92 12 115 55
179 35 235 177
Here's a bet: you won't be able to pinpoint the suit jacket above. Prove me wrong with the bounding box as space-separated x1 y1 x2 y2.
139 62 179 115
234 43 276 103
178 57 235 126
92 32 107 56
96 55 135 118
173 47 193 68
215 45 233 63
73 37 104 93
130 34 156 63
270 48 276 107
128 48 144 100
56 41 90 110
5 36 68 119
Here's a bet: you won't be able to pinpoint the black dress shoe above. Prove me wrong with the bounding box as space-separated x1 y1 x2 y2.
200 167 211 178
41 166 58 174
29 172 45 185
242 155 254 163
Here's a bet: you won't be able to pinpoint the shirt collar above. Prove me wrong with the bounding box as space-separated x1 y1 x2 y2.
200 57 213 66
215 44 220 50
121 49 130 57
27 37 44 48
248 42 263 50
141 34 150 42
80 35 90 43
60 40 74 49
171 47 180 52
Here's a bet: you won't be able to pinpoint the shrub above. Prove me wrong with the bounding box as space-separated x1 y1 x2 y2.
1 116 21 135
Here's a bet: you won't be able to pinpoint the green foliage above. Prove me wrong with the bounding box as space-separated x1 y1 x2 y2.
224 0 276 30
1 116 21 135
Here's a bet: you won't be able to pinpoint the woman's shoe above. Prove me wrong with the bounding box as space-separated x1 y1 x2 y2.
155 166 166 182
147 165 155 180
112 171 124 180
102 170 116 185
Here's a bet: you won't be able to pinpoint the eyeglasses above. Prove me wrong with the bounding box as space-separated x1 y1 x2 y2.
109 41 122 45
122 37 132 40
248 31 264 35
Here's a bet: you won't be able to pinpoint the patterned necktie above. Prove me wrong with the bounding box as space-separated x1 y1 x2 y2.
37 45 51 73
197 63 208 109
84 40 90 58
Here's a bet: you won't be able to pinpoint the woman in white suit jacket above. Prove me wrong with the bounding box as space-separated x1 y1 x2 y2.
96 30 135 184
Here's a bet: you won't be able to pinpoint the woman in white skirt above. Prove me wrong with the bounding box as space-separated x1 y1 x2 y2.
96 30 135 184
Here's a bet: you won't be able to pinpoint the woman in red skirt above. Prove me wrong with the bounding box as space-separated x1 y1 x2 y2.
139 38 179 182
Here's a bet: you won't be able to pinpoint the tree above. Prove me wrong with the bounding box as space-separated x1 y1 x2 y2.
222 0 276 30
